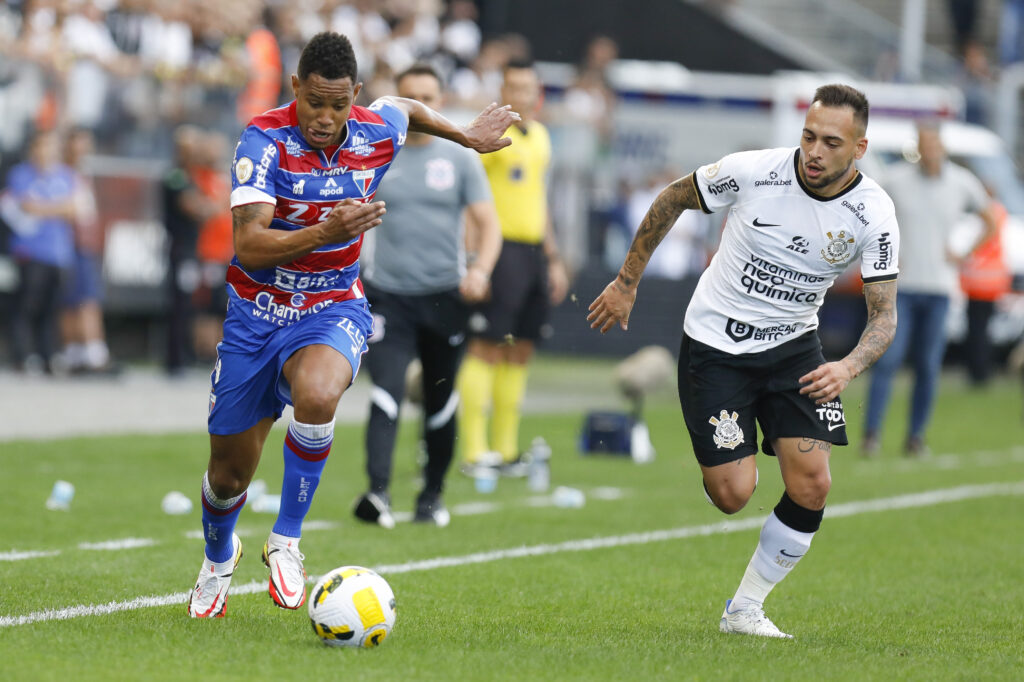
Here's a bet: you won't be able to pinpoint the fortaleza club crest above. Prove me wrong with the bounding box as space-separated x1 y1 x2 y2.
821 230 855 264
709 410 743 450
353 168 375 196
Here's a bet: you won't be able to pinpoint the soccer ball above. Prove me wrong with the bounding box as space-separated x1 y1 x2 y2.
308 566 396 648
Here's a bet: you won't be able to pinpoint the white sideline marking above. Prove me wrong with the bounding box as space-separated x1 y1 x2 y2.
3 481 1023 628
0 550 61 562
590 486 626 500
78 538 156 551
450 501 500 515
301 520 338 532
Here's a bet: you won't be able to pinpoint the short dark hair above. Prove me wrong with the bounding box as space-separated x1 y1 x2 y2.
504 58 536 73
395 63 442 87
297 32 358 82
812 83 869 132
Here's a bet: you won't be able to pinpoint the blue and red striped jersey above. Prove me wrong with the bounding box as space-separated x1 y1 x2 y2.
223 99 408 347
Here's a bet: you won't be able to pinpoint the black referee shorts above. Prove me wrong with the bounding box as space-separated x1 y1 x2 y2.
471 240 549 343
677 331 848 468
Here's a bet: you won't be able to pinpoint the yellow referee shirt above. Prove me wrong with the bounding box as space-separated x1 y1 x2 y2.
481 120 551 244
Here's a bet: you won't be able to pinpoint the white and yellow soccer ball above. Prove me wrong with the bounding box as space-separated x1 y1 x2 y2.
308 566 396 648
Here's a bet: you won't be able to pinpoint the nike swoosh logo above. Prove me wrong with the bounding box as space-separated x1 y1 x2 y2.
752 218 780 227
827 422 846 431
275 562 299 597
194 588 225 617
779 549 803 558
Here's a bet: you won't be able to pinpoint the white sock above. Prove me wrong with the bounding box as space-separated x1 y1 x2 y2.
84 340 109 368
731 511 814 609
268 530 300 549
210 552 237 574
65 343 86 368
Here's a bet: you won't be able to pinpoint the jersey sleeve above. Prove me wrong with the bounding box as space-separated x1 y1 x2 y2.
368 98 410 154
960 166 989 214
690 150 754 214
459 147 492 205
230 126 280 208
860 215 900 283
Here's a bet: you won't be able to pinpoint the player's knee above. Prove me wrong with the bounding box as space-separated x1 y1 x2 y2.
705 479 755 515
208 467 248 500
788 470 831 509
294 384 344 423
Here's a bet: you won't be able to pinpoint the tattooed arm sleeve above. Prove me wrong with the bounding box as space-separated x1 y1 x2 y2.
844 279 897 378
616 175 704 289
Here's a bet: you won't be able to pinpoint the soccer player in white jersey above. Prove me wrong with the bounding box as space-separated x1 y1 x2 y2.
588 84 900 638
187 32 518 619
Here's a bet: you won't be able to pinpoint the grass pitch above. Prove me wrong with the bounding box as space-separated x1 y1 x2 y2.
2 356 1023 681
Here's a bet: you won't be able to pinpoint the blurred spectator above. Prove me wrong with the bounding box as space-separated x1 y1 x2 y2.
331 0 392 78
61 1 124 132
190 129 233 364
440 0 480 65
1 128 76 373
162 124 211 375
621 169 714 280
999 0 1024 65
58 127 115 375
449 37 509 110
235 6 282 126
864 122 997 457
956 40 994 126
959 198 1012 386
948 0 980 55
555 35 619 167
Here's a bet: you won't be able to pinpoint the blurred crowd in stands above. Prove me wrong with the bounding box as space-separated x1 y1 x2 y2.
0 0 509 164
2 0 1017 388
0 0 676 374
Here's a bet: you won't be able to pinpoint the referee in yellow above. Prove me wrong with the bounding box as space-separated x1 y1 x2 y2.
458 59 569 472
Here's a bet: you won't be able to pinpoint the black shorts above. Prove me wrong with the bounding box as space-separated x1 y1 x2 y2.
364 283 470 349
471 240 549 343
677 331 848 467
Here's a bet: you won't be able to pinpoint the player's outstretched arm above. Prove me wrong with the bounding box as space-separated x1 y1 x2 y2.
459 199 502 302
799 279 897 404
382 96 520 153
233 199 386 271
587 176 702 333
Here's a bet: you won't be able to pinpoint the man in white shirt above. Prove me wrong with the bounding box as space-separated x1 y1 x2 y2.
863 122 997 457
589 84 899 639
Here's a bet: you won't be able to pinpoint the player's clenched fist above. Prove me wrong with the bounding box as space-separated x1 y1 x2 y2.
320 198 386 242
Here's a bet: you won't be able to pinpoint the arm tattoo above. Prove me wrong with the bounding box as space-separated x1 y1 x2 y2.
617 176 703 288
845 280 897 378
232 203 265 233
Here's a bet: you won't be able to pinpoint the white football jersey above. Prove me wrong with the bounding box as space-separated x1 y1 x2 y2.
684 147 899 354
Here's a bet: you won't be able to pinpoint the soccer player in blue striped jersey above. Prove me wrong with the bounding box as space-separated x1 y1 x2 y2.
188 31 519 618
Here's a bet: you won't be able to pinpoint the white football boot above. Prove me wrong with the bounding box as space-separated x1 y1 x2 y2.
719 599 793 639
262 536 307 609
188 533 242 618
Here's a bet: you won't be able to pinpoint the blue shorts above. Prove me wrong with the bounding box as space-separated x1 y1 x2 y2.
63 250 103 306
207 299 373 435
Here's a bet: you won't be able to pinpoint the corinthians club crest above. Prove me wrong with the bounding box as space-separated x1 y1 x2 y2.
821 230 855 264
709 410 743 450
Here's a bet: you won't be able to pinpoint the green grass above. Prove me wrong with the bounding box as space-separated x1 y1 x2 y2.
2 357 1024 681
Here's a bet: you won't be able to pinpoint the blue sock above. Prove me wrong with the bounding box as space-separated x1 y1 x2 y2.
273 419 334 538
200 472 246 563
